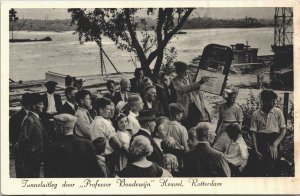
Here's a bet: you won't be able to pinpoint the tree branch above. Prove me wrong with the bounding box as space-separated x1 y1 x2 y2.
124 9 147 65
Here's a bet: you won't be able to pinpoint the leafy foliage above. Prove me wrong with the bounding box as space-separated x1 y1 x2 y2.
67 8 194 79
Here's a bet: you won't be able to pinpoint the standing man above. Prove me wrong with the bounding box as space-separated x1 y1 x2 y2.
131 109 164 167
74 90 93 140
60 86 78 115
172 61 210 129
113 78 131 105
15 93 46 178
90 97 122 175
130 68 144 94
127 95 144 135
182 122 231 177
9 93 31 147
42 81 62 142
250 89 286 176
156 72 177 117
42 81 62 115
143 85 165 117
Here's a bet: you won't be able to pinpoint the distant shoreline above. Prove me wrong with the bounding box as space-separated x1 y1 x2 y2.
9 17 276 32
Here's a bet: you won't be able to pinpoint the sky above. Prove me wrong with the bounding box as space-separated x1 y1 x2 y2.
14 8 276 20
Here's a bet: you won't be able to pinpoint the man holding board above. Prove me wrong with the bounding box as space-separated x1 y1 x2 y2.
172 61 211 129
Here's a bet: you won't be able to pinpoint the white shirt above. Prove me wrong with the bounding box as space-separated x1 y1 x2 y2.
46 93 57 114
116 130 131 149
90 116 116 155
225 136 249 170
127 111 141 135
146 101 153 109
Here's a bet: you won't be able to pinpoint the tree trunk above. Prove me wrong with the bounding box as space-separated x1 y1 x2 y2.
152 49 164 82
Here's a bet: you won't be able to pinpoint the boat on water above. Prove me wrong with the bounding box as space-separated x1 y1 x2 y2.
9 36 52 43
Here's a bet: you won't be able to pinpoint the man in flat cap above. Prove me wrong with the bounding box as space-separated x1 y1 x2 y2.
44 113 102 177
42 81 63 143
15 93 46 178
250 89 286 176
172 61 210 129
182 122 231 177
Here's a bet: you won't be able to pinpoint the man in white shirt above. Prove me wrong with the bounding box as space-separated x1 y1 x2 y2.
42 81 62 115
74 90 93 139
127 95 144 135
90 97 121 175
61 87 78 115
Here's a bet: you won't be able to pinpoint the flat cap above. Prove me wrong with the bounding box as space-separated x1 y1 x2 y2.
54 113 77 128
45 81 58 88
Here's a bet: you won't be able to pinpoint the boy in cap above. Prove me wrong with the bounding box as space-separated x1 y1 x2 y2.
44 113 102 177
15 93 46 178
250 89 286 176
172 61 210 129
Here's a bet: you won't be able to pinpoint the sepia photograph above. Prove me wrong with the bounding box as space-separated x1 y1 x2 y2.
1 1 299 195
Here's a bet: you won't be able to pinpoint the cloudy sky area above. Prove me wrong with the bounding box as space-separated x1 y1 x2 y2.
15 8 275 20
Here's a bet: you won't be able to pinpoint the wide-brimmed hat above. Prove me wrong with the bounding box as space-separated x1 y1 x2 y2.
54 113 77 128
138 109 156 122
29 93 44 105
45 81 58 88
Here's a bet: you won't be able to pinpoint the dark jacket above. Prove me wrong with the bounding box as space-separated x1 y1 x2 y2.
60 102 76 115
15 111 46 178
130 77 143 94
182 142 231 177
143 99 165 117
9 108 28 145
156 83 177 117
42 93 62 114
44 134 102 177
130 129 164 167
103 92 118 105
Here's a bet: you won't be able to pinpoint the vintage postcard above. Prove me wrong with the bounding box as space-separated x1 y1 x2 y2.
1 0 299 195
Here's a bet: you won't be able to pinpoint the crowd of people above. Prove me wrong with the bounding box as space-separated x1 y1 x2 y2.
10 61 287 178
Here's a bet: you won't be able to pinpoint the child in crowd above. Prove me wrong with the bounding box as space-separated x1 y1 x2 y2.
93 137 110 177
224 124 249 176
153 116 170 150
164 103 189 151
114 113 131 172
161 136 179 176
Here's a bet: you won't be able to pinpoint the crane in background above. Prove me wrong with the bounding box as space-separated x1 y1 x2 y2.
270 8 293 89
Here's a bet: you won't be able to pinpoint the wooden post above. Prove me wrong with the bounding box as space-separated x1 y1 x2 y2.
283 92 289 124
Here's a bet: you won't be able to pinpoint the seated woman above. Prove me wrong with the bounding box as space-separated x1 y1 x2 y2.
117 135 172 177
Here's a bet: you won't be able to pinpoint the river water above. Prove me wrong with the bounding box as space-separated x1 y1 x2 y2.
10 28 274 81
